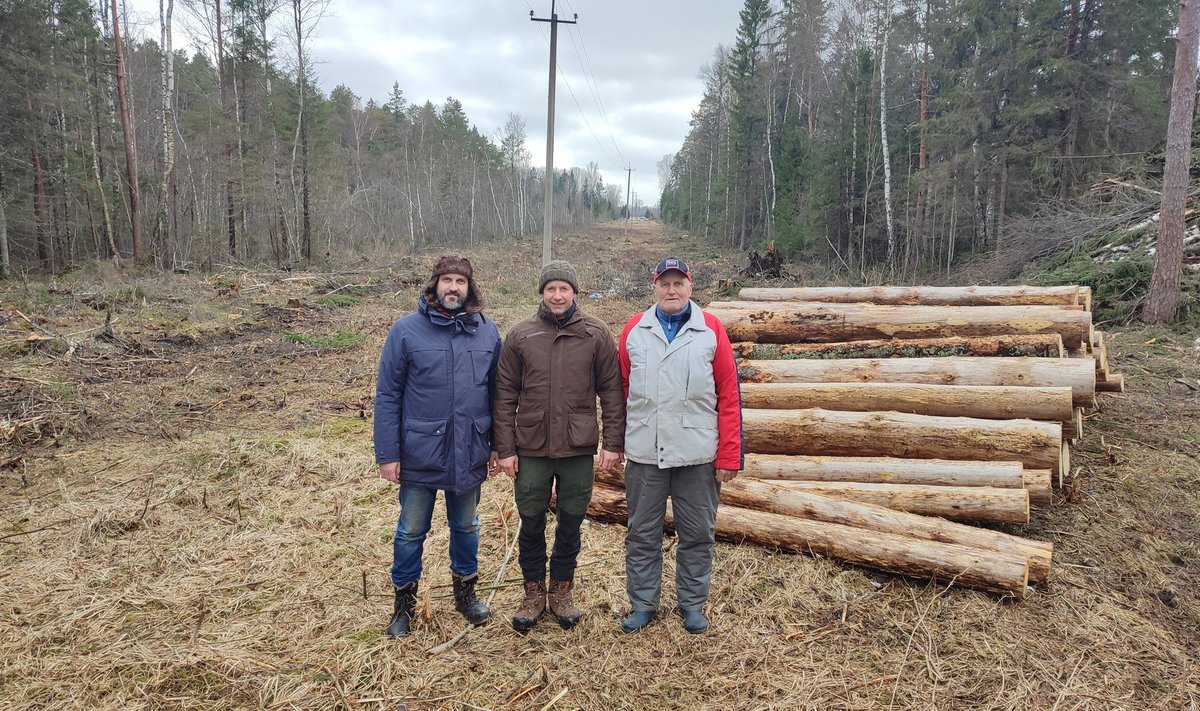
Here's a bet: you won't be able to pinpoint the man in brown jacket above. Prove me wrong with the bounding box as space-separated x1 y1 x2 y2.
493 260 625 631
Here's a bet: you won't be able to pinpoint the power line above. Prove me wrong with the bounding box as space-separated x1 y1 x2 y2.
526 1 626 174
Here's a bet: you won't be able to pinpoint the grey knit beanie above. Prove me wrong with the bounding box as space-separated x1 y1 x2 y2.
538 260 580 293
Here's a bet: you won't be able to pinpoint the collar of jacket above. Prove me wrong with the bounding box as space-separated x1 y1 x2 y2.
537 301 581 329
637 300 704 340
418 296 480 332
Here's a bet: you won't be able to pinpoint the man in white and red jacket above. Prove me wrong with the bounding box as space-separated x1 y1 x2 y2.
616 257 743 635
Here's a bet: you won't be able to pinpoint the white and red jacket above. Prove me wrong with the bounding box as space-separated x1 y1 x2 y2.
618 300 743 471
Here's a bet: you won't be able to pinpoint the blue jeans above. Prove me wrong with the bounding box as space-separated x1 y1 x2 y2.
390 483 481 587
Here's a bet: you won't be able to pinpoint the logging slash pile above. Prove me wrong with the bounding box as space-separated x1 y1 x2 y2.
587 285 1123 599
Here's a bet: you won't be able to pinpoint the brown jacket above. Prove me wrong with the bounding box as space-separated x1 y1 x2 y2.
493 304 625 459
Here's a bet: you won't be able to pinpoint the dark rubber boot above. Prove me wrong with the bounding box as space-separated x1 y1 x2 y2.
452 572 491 626
676 607 709 634
386 582 418 638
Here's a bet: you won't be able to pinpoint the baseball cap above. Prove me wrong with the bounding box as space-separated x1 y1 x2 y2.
653 257 692 282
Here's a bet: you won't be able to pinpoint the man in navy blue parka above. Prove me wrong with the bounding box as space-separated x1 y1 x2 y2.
374 254 501 637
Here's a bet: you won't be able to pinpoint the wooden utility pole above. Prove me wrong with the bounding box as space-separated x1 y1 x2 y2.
531 1 576 266
625 165 634 222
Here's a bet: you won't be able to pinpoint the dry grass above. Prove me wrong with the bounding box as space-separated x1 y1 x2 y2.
2 222 1199 709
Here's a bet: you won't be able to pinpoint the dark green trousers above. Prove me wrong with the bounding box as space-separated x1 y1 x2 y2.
514 454 594 582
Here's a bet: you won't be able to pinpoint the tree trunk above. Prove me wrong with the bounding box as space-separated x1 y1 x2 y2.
733 334 1065 360
741 408 1064 477
738 356 1095 408
1144 0 1200 323
0 164 8 278
31 127 51 269
110 0 141 261
154 0 176 266
584 484 1030 598
293 0 312 260
879 19 896 277
217 0 237 257
740 454 1052 506
707 303 1092 348
736 285 1089 309
593 470 1050 581
742 453 1023 487
740 382 1075 425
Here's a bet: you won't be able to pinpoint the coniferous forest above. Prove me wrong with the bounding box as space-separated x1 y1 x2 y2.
659 0 1183 282
0 0 1192 294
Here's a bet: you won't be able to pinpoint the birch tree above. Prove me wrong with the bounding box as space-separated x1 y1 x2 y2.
111 0 142 260
154 0 176 264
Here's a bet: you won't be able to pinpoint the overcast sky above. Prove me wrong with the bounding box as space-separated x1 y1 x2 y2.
126 0 743 209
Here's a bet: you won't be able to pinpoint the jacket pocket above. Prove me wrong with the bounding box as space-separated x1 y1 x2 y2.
410 348 449 387
681 413 718 435
401 417 449 472
470 348 494 386
515 409 546 451
567 409 600 449
469 414 492 468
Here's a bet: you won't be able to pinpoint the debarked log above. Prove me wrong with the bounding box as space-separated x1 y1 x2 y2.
741 408 1064 477
594 463 1027 524
732 334 1066 360
706 302 1092 349
719 477 1051 582
736 285 1089 310
739 382 1076 425
738 356 1097 408
585 484 1031 598
739 455 1054 507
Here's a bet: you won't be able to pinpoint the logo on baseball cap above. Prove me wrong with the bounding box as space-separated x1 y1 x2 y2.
653 257 692 282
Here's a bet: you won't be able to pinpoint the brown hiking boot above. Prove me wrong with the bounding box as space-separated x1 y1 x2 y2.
548 580 581 629
511 580 546 633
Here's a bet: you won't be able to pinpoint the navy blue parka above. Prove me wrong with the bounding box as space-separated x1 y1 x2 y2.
373 297 502 493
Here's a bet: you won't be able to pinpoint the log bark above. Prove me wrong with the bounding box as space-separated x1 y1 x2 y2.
585 484 1031 597
738 356 1097 408
707 302 1092 349
736 285 1089 310
741 408 1063 476
739 382 1075 424
733 334 1065 360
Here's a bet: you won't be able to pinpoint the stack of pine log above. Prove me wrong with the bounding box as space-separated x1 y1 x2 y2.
585 285 1122 599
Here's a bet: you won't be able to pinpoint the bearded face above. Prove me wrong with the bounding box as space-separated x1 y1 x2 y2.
436 273 470 311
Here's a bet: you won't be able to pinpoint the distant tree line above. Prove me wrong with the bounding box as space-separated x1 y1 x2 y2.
0 0 624 275
659 0 1179 280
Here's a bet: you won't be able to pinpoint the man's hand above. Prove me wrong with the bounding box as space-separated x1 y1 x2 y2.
597 449 622 471
379 462 401 484
715 468 738 484
497 455 519 479
487 451 501 477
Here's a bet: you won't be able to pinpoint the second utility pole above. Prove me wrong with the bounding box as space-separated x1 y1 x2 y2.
531 2 576 266
625 165 634 223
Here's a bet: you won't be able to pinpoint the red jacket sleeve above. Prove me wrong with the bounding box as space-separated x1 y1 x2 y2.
617 314 640 400
704 311 744 471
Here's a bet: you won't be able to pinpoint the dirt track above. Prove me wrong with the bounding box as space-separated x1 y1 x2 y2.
2 221 1199 709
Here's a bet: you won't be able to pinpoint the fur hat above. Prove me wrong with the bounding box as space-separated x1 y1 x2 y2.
423 254 483 312
538 260 580 293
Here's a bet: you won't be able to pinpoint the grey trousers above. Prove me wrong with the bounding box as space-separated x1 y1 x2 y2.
624 460 720 612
